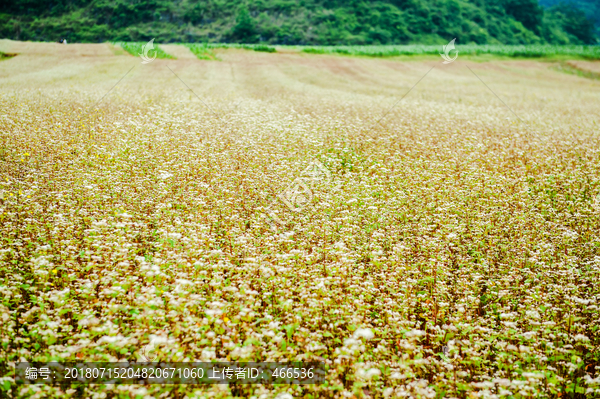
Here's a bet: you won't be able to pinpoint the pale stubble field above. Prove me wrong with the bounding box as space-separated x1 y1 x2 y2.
1 40 599 398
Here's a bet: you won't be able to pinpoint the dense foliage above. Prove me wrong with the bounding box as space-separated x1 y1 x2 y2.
0 0 597 45
539 0 600 38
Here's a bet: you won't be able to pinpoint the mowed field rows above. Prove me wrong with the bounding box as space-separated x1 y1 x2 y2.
1 40 600 398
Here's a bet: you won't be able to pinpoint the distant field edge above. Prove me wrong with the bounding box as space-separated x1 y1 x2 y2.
2 40 600 60
150 43 600 60
294 44 600 60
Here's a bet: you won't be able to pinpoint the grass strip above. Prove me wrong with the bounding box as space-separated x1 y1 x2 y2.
116 41 176 60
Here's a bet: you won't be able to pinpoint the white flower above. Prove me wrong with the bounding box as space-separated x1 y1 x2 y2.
572 297 590 305
149 335 170 346
519 345 531 353
158 171 173 179
365 368 381 379
205 309 222 317
406 329 426 338
201 348 216 360
563 230 578 239
78 317 99 327
357 368 381 379
353 328 374 340
500 312 515 319
493 378 511 387
593 194 600 210
267 321 281 331
525 310 540 319
472 381 495 388
574 334 590 342
276 393 293 399
230 345 253 359
98 335 125 344
523 372 544 379
31 256 51 267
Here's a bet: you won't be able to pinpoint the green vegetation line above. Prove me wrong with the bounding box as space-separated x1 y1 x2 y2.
117 42 176 60
0 0 597 45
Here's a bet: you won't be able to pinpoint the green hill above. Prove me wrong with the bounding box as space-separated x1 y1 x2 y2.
0 0 597 45
539 0 600 38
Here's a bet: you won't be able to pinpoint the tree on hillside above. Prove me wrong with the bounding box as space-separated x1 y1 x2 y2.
230 5 258 43
0 0 597 44
539 0 599 27
504 0 544 33
545 2 596 44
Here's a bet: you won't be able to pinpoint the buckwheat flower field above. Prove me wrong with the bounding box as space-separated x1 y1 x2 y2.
0 40 599 398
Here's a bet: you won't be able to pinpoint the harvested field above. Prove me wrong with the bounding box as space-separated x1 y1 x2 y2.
1 40 600 398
